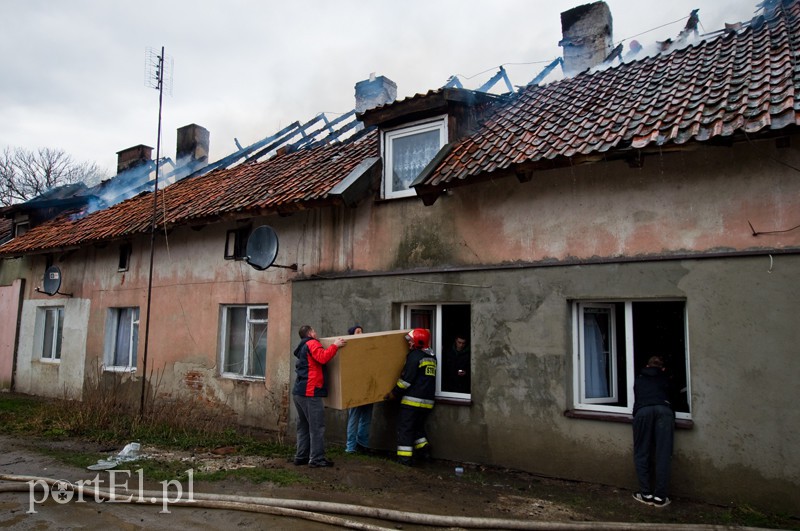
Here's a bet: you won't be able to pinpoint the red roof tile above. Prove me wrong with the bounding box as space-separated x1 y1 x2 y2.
421 1 800 188
0 130 378 256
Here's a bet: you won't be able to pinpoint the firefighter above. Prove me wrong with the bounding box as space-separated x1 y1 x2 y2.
385 328 437 466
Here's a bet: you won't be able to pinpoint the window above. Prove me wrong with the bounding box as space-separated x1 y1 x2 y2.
573 300 691 419
224 226 251 260
118 243 132 271
401 303 471 399
38 306 64 361
383 117 447 199
104 307 139 371
220 305 267 379
14 221 29 237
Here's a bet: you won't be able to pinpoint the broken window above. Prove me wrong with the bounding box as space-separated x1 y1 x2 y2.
401 303 471 400
383 116 447 199
573 300 691 419
220 305 267 379
224 226 251 260
37 306 64 361
104 307 139 371
118 243 132 272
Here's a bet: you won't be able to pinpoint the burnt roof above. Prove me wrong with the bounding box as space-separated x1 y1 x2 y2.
2 2 798 256
0 129 378 256
413 0 800 197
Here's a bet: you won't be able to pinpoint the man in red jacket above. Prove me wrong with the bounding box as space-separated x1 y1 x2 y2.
292 325 346 468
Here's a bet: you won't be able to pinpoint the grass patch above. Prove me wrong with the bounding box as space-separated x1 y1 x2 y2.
0 392 304 486
193 467 309 486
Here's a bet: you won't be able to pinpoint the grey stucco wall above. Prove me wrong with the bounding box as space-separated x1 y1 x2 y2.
290 254 799 513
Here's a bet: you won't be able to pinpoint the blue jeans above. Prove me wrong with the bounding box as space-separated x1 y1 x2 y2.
345 403 373 452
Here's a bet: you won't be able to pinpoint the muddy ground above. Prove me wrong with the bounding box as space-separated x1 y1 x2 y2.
0 434 795 530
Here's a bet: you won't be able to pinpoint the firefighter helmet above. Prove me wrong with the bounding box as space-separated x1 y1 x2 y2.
405 328 431 349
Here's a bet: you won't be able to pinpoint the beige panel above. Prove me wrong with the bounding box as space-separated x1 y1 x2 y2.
320 330 408 410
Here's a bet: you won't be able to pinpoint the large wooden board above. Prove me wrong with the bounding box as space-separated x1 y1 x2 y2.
320 330 408 410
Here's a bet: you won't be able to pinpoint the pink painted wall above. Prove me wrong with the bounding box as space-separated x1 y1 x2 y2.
343 140 800 272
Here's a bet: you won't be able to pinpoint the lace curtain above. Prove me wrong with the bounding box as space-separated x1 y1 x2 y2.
391 129 440 191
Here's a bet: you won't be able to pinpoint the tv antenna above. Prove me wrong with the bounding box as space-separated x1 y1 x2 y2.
144 47 173 95
140 45 172 418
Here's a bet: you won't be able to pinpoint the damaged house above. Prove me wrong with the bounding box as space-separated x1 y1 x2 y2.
1 0 798 514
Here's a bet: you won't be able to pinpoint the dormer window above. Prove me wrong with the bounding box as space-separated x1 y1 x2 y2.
382 116 447 199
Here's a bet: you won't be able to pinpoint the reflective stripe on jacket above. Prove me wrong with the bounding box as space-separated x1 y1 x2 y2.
393 348 437 408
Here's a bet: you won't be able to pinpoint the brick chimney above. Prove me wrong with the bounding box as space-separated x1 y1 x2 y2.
559 1 613 77
116 145 152 174
176 123 210 168
354 73 397 114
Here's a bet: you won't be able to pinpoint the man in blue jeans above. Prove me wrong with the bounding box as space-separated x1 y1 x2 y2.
632 355 675 507
345 325 373 454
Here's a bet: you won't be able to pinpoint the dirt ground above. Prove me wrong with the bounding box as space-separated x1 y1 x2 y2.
0 434 795 530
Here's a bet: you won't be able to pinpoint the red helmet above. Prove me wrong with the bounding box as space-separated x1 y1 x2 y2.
405 328 431 349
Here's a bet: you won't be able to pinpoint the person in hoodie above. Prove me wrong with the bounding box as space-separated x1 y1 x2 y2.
632 355 675 507
292 325 346 468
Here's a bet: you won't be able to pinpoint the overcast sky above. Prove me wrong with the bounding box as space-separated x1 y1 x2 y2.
1 0 759 176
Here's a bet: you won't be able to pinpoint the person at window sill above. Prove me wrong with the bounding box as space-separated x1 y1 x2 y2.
632 355 675 508
442 334 470 394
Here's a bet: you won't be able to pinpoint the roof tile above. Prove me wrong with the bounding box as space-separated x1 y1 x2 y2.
426 1 800 186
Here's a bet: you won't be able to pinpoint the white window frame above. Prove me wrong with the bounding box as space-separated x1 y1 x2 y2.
103 307 139 372
576 303 619 405
219 304 268 380
401 303 471 400
572 299 692 420
36 306 64 362
382 116 447 199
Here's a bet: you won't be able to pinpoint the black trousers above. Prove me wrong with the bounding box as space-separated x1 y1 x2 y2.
396 405 431 460
633 404 674 498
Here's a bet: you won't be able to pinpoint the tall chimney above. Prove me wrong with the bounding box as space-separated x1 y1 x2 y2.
116 145 152 174
176 124 210 168
559 2 613 77
354 73 397 114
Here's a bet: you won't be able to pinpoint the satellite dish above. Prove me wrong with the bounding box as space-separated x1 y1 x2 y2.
244 225 298 271
245 226 280 271
42 266 62 295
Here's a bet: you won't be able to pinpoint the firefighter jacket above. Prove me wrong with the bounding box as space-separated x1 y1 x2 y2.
292 336 339 398
393 347 437 409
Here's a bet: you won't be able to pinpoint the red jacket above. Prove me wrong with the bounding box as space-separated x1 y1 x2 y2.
292 337 339 397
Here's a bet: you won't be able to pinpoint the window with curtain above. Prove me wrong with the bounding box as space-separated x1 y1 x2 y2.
104 307 139 370
573 300 691 419
220 305 267 379
383 117 447 199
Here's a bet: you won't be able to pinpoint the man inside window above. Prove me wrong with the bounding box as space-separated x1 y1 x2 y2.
442 334 470 394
